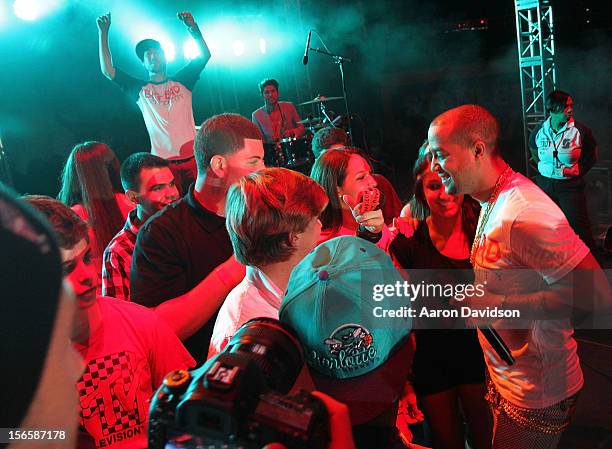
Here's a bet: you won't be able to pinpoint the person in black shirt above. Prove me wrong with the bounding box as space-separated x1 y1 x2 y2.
390 146 491 449
130 113 265 363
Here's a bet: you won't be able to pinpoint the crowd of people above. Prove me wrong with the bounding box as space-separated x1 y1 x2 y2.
2 9 611 449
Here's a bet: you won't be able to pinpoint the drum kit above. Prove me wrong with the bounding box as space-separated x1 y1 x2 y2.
264 95 348 173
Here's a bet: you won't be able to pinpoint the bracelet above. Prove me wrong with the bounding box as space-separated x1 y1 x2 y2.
356 225 382 244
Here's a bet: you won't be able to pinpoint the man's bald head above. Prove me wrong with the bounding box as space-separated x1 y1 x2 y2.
430 104 500 156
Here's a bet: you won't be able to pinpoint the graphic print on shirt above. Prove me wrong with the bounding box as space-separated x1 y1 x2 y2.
475 235 502 264
77 351 148 448
143 84 183 105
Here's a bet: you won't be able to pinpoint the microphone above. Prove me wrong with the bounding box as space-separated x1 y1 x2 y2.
302 30 312 65
480 326 515 365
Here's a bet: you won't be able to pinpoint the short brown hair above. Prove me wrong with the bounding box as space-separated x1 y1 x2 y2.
194 113 263 173
258 78 279 94
311 127 349 158
431 104 500 155
22 195 88 250
225 167 328 266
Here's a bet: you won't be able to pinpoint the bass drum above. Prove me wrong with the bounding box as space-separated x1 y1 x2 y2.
280 137 314 168
263 142 286 168
264 137 315 175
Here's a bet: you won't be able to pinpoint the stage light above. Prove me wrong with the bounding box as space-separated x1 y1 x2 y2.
259 38 267 55
232 40 245 57
159 39 176 62
12 0 61 21
0 2 7 25
183 38 201 60
13 0 41 21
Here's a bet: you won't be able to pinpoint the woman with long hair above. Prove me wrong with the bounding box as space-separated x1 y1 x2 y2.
58 141 133 274
390 144 492 449
310 147 389 246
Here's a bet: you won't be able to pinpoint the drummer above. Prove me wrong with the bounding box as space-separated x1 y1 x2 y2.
251 78 305 144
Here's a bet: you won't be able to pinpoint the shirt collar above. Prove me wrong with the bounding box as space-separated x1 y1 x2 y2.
245 266 284 309
185 184 227 232
124 209 142 236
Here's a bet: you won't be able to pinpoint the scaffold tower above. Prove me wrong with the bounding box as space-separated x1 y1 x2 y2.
515 0 556 175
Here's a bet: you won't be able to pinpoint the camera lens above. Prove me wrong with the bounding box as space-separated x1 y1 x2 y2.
224 318 304 393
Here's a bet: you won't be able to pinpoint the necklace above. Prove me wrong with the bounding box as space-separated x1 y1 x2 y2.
470 165 513 266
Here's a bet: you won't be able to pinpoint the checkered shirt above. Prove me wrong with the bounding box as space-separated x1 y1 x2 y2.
102 210 141 301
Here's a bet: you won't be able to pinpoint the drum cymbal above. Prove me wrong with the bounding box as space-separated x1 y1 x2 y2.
299 95 344 105
297 117 324 126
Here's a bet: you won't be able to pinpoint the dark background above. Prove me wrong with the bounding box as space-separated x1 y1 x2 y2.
1 0 610 222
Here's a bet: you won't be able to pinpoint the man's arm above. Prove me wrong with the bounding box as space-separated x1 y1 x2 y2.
178 12 211 70
132 215 243 341
154 256 245 340
469 252 611 328
528 125 540 165
285 103 305 138
96 13 116 80
147 311 196 388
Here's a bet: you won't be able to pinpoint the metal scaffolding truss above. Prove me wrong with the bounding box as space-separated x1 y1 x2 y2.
515 0 556 175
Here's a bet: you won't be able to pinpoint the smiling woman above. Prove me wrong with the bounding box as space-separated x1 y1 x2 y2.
310 147 380 236
389 144 491 449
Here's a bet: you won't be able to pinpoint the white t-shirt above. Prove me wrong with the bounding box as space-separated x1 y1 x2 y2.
472 171 588 408
114 61 203 160
208 266 283 359
136 79 196 159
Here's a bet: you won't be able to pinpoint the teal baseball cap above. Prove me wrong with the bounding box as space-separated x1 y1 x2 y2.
280 236 414 424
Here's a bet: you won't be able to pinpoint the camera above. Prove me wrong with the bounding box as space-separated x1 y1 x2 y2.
148 318 329 449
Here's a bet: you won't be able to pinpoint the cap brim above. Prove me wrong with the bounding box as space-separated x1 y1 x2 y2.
292 337 414 425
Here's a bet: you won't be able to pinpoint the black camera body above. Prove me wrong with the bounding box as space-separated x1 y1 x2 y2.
148 318 329 449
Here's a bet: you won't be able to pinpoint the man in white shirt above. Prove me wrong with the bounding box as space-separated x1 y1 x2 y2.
427 104 610 449
208 167 327 358
97 11 211 193
529 90 598 252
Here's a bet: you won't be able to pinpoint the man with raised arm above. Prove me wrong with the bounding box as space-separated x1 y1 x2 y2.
97 11 211 192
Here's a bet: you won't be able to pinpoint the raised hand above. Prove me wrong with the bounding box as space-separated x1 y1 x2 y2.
390 216 418 238
342 191 384 234
177 11 196 29
96 12 111 33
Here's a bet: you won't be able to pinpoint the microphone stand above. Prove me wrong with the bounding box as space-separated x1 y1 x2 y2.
309 47 354 145
319 102 335 127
